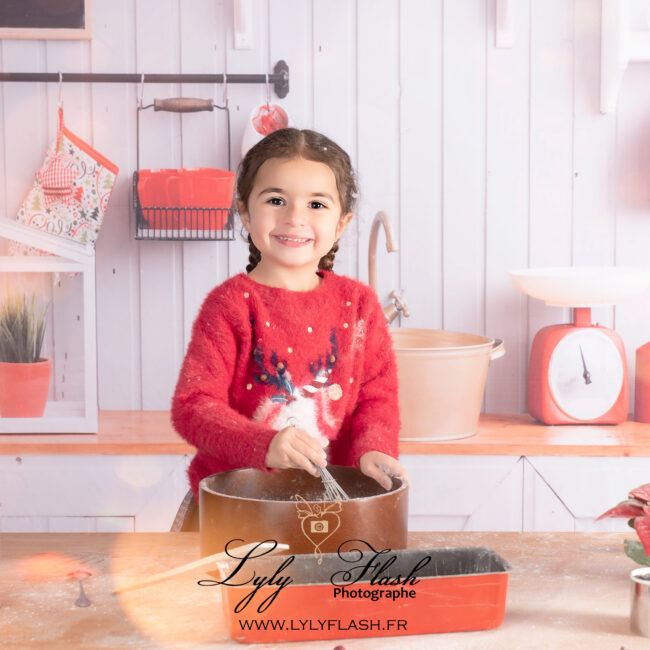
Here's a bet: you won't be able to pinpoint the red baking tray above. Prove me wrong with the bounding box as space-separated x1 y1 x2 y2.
214 545 509 643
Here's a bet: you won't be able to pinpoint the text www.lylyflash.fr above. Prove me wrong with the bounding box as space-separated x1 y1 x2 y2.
238 618 407 632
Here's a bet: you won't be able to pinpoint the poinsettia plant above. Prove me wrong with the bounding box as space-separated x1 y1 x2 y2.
597 483 650 567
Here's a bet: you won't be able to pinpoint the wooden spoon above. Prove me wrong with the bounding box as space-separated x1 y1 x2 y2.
112 541 289 595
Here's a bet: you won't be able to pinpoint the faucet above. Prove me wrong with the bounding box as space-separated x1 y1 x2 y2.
368 211 410 324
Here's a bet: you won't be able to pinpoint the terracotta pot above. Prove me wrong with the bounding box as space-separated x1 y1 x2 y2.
0 359 51 418
199 466 408 558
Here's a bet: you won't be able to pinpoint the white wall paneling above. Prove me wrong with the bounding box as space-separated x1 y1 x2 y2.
399 0 443 331
1 40 47 225
223 0 268 279
573 0 616 335
357 0 400 298
484 0 530 412
92 0 142 409
1 0 649 414
313 0 358 281
135 0 184 410
614 60 650 411
527 0 574 381
442 0 487 336
179 0 230 353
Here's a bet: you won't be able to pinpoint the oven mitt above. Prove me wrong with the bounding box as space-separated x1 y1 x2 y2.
11 107 119 255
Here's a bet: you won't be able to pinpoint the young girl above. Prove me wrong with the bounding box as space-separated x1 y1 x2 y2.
171 128 408 509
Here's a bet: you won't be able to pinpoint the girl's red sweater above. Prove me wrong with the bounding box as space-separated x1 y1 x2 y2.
171 270 400 497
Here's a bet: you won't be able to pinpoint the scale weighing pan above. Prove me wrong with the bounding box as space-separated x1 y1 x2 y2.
508 267 650 307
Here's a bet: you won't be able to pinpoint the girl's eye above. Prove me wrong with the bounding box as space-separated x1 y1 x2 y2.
309 201 326 209
268 197 285 206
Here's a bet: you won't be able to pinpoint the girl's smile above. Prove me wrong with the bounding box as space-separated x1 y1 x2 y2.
239 156 352 290
274 235 312 246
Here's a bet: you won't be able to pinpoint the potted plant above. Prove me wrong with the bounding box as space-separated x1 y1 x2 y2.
598 483 650 636
0 291 50 418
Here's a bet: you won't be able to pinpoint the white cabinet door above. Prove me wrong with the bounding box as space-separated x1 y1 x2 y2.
523 456 650 532
1 516 135 533
0 455 191 532
3 453 645 533
522 457 575 531
401 455 524 532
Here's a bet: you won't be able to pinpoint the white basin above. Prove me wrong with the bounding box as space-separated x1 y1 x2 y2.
508 267 650 307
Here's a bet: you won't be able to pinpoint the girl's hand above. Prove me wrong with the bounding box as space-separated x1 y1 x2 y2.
265 426 329 477
360 451 410 491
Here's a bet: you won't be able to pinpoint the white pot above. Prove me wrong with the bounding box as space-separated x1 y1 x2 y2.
631 567 650 637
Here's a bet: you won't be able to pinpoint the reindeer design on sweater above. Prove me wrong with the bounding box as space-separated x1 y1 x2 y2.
250 328 343 440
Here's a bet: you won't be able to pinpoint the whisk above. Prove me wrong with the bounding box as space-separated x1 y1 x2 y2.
315 464 350 502
286 417 349 501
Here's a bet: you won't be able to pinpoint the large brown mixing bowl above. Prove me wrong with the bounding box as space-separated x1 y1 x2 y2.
199 466 408 557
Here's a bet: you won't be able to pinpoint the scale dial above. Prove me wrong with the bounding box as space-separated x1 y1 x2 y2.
548 329 624 420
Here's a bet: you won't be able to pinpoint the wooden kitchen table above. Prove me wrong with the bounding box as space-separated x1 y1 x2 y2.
0 531 644 649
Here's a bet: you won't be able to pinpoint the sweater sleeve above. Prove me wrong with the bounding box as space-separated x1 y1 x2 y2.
347 291 400 465
170 290 278 470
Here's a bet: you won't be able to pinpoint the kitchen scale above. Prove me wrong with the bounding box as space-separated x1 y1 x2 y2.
509 267 650 425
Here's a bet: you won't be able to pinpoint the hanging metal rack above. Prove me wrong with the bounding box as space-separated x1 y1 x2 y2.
134 97 235 242
1 60 289 242
0 60 290 97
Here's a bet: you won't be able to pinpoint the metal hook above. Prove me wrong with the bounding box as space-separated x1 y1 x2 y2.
57 72 63 108
222 72 229 108
138 73 145 108
265 73 271 108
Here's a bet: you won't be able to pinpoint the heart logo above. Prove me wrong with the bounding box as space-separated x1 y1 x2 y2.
294 496 342 564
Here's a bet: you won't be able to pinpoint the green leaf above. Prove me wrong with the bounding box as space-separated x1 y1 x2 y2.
624 540 650 567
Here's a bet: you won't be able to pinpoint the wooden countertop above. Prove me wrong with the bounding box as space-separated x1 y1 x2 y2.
0 411 193 455
1 411 650 457
0 531 642 648
400 413 650 456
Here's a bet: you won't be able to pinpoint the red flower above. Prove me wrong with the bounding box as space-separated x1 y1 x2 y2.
598 483 650 556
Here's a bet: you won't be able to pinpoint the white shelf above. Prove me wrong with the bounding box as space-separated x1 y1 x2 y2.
0 256 85 272
0 401 97 434
601 0 650 113
0 217 98 435
0 217 94 262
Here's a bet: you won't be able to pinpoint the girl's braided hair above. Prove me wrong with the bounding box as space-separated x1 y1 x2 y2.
236 128 358 273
